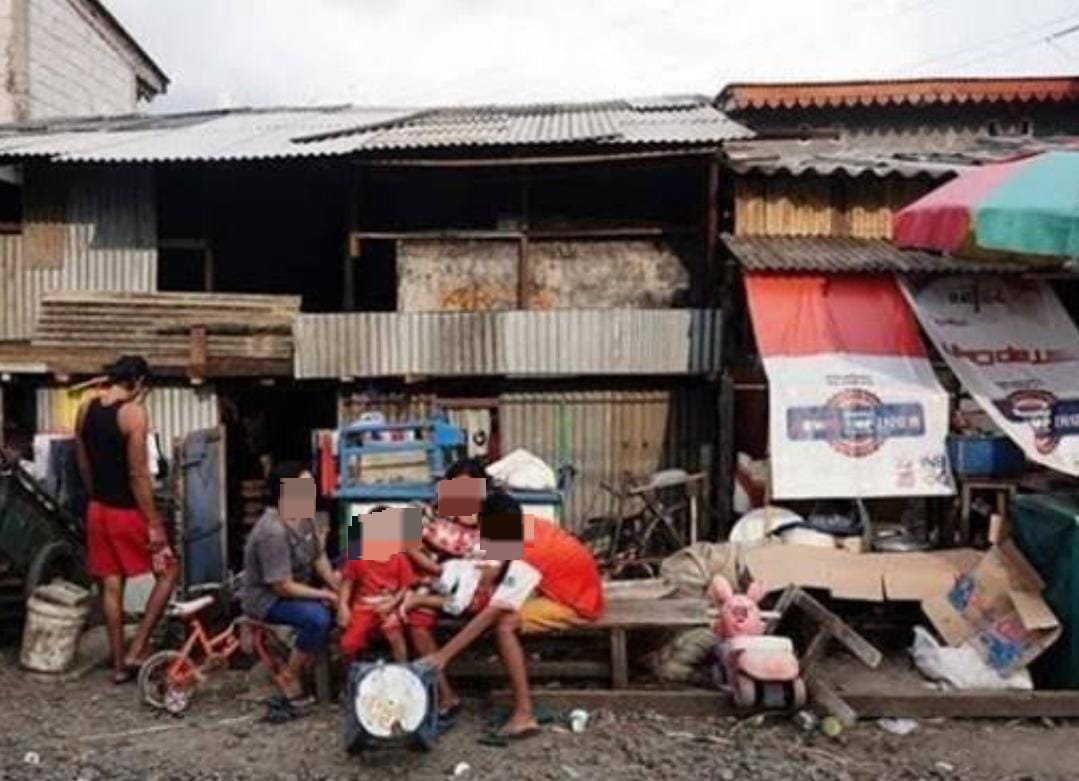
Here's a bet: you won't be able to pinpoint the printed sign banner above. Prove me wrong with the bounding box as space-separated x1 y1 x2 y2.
745 274 954 500
902 276 1079 477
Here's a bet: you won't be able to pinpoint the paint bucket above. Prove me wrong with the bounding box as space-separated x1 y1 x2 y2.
20 582 92 674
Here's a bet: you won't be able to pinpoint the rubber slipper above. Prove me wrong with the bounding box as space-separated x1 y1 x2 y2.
498 725 541 741
112 669 136 685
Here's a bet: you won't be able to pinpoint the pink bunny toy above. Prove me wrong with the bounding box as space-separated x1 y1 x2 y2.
707 575 804 710
708 575 765 639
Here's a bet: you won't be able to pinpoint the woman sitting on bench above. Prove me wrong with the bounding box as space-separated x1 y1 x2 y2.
417 491 604 740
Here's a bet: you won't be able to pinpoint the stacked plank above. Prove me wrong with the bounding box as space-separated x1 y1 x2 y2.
31 291 300 377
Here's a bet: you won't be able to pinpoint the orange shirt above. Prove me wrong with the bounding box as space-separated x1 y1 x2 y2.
341 553 415 602
522 517 604 620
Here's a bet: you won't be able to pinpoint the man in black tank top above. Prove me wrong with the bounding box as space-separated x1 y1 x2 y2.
75 356 178 684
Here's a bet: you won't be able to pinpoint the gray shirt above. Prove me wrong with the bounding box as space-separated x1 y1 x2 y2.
241 507 320 620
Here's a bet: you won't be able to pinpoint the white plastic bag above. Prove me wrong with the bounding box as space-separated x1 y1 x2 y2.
486 449 556 491
910 626 1033 691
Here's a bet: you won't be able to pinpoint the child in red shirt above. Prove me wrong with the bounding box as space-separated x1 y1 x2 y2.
337 550 416 662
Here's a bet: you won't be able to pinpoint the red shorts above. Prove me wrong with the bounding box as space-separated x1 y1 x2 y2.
86 501 152 578
339 606 437 654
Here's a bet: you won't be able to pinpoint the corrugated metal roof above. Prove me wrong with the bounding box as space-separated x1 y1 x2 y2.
724 235 1070 274
724 135 1079 179
719 76 1079 111
294 309 721 379
0 97 750 163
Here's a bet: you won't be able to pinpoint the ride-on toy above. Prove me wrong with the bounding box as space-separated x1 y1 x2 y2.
708 575 805 710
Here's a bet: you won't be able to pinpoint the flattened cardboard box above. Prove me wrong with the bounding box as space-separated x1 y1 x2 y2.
744 544 981 602
922 541 1061 675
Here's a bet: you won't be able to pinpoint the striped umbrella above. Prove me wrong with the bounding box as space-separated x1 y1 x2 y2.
893 149 1079 261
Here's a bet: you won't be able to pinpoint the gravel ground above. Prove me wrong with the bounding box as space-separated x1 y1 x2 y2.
1 653 1077 781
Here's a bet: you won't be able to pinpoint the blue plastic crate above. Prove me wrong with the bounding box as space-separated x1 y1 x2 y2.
948 435 1026 477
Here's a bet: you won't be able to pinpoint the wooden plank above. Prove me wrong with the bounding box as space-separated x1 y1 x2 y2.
494 687 1079 720
809 678 858 727
490 687 732 718
790 589 882 669
595 598 710 629
449 659 610 679
841 690 1079 719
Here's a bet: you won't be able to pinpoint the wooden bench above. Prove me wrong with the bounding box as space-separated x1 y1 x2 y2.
446 597 711 689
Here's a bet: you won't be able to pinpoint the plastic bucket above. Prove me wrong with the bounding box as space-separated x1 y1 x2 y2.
20 593 91 673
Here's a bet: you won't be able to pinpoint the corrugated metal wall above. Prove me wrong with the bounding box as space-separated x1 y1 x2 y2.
296 309 721 379
500 389 716 529
36 384 219 460
0 165 157 340
334 387 715 530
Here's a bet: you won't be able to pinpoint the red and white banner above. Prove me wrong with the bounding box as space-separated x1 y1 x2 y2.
902 276 1079 477
746 274 954 500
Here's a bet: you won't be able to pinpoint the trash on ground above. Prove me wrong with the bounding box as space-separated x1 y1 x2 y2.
878 718 920 736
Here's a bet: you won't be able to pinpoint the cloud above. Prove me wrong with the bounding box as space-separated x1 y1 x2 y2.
105 0 1074 112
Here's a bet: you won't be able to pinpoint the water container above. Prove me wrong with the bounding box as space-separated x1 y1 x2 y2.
20 582 92 673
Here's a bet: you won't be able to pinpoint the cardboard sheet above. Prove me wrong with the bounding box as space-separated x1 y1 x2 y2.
744 544 980 603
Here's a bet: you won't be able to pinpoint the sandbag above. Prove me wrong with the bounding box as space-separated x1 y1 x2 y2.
659 542 741 598
644 627 716 685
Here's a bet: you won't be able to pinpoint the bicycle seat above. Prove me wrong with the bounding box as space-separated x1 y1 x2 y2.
168 595 214 618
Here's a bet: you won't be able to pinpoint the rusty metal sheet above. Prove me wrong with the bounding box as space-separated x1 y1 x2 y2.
294 309 721 379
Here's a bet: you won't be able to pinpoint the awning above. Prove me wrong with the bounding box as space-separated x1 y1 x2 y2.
902 276 1079 476
745 273 954 499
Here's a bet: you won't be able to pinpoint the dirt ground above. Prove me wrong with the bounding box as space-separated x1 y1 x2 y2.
2 651 1078 781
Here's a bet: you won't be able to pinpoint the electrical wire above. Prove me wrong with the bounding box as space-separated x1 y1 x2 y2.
894 9 1079 74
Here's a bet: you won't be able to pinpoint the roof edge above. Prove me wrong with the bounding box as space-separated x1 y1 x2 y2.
82 0 169 95
717 75 1079 112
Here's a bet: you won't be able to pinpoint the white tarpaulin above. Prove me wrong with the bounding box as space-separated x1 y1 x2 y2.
902 276 1079 476
745 274 954 500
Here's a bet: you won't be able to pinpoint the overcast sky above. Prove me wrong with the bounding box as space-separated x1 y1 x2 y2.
107 0 1079 112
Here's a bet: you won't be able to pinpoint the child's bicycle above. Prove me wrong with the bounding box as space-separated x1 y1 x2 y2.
137 594 293 715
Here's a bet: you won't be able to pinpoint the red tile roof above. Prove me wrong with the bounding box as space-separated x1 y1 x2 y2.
719 76 1079 111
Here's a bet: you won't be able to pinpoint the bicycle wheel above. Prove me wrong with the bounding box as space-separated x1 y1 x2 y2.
578 517 618 561
138 650 197 714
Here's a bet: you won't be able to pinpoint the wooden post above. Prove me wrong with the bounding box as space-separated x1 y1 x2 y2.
517 170 531 309
703 155 720 308
203 244 215 292
188 326 207 384
716 372 735 538
610 628 629 689
343 174 359 311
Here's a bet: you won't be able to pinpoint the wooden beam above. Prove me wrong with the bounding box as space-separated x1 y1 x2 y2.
492 687 1079 720
840 690 1079 719
703 155 720 308
352 147 721 169
188 326 207 383
490 688 732 718
352 227 696 242
158 238 208 251
343 174 358 311
716 371 735 538
517 170 531 309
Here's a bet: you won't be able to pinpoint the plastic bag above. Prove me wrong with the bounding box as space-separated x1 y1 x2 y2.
486 449 556 491
910 626 1033 691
